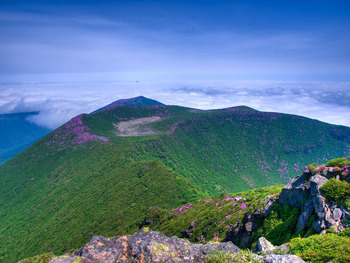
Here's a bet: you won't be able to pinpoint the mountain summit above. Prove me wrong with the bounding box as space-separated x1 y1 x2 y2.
93 96 164 113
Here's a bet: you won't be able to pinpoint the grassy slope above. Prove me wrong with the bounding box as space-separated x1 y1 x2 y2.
142 185 285 243
0 140 201 262
1 105 350 261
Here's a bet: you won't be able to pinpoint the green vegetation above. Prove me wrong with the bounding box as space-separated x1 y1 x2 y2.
320 178 350 201
326 157 350 168
1 105 350 262
205 249 261 263
18 252 55 263
289 233 350 263
252 203 300 246
143 185 290 246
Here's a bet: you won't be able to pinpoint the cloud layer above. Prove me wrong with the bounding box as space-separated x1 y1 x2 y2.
0 81 349 129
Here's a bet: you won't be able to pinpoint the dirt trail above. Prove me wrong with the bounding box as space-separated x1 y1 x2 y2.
115 117 163 136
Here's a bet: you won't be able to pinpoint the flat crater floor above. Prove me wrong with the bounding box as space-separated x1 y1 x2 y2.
115 117 163 136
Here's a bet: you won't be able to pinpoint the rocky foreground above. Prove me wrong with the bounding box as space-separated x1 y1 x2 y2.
46 228 304 263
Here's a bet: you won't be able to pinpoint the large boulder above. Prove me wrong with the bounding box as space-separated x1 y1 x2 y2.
310 174 328 196
279 172 311 208
50 228 240 263
295 198 314 231
255 237 275 254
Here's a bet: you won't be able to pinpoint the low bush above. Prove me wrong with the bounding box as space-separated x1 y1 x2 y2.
326 158 350 168
320 178 350 201
289 233 350 263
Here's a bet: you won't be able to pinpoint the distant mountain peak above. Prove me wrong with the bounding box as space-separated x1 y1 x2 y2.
93 96 164 113
225 105 257 112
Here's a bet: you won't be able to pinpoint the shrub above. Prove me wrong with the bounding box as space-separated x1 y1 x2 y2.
320 178 350 201
263 204 300 245
289 233 350 263
326 158 350 168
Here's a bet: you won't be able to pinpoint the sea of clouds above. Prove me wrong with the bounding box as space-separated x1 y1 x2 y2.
0 80 349 129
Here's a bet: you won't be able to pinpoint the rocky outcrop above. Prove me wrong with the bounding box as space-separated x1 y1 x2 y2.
278 168 312 209
48 229 304 263
180 221 197 239
255 237 275 254
224 193 279 249
279 166 349 234
49 228 239 263
254 237 290 255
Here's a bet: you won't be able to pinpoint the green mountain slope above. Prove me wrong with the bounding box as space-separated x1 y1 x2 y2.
0 101 349 262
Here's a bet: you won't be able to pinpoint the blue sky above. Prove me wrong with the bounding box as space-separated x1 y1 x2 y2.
1 0 350 81
0 0 350 129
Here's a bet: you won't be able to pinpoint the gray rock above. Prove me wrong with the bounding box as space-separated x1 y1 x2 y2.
313 218 327 233
313 196 326 219
263 254 305 263
59 228 242 263
333 208 343 221
341 207 350 219
302 166 310 174
49 256 95 263
262 199 275 217
310 174 328 196
255 237 275 254
279 172 310 208
295 198 314 231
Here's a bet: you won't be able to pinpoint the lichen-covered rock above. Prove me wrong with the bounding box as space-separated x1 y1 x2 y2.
49 255 94 263
263 254 305 263
50 228 240 263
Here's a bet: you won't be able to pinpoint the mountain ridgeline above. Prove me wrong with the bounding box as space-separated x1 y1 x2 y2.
1 96 350 262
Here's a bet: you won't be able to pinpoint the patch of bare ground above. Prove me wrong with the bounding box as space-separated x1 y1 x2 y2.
115 117 163 136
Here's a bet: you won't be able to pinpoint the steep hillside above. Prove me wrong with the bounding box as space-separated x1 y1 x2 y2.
0 112 51 164
1 100 350 262
140 158 350 263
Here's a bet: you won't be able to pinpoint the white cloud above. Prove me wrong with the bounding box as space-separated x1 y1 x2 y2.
0 80 349 129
